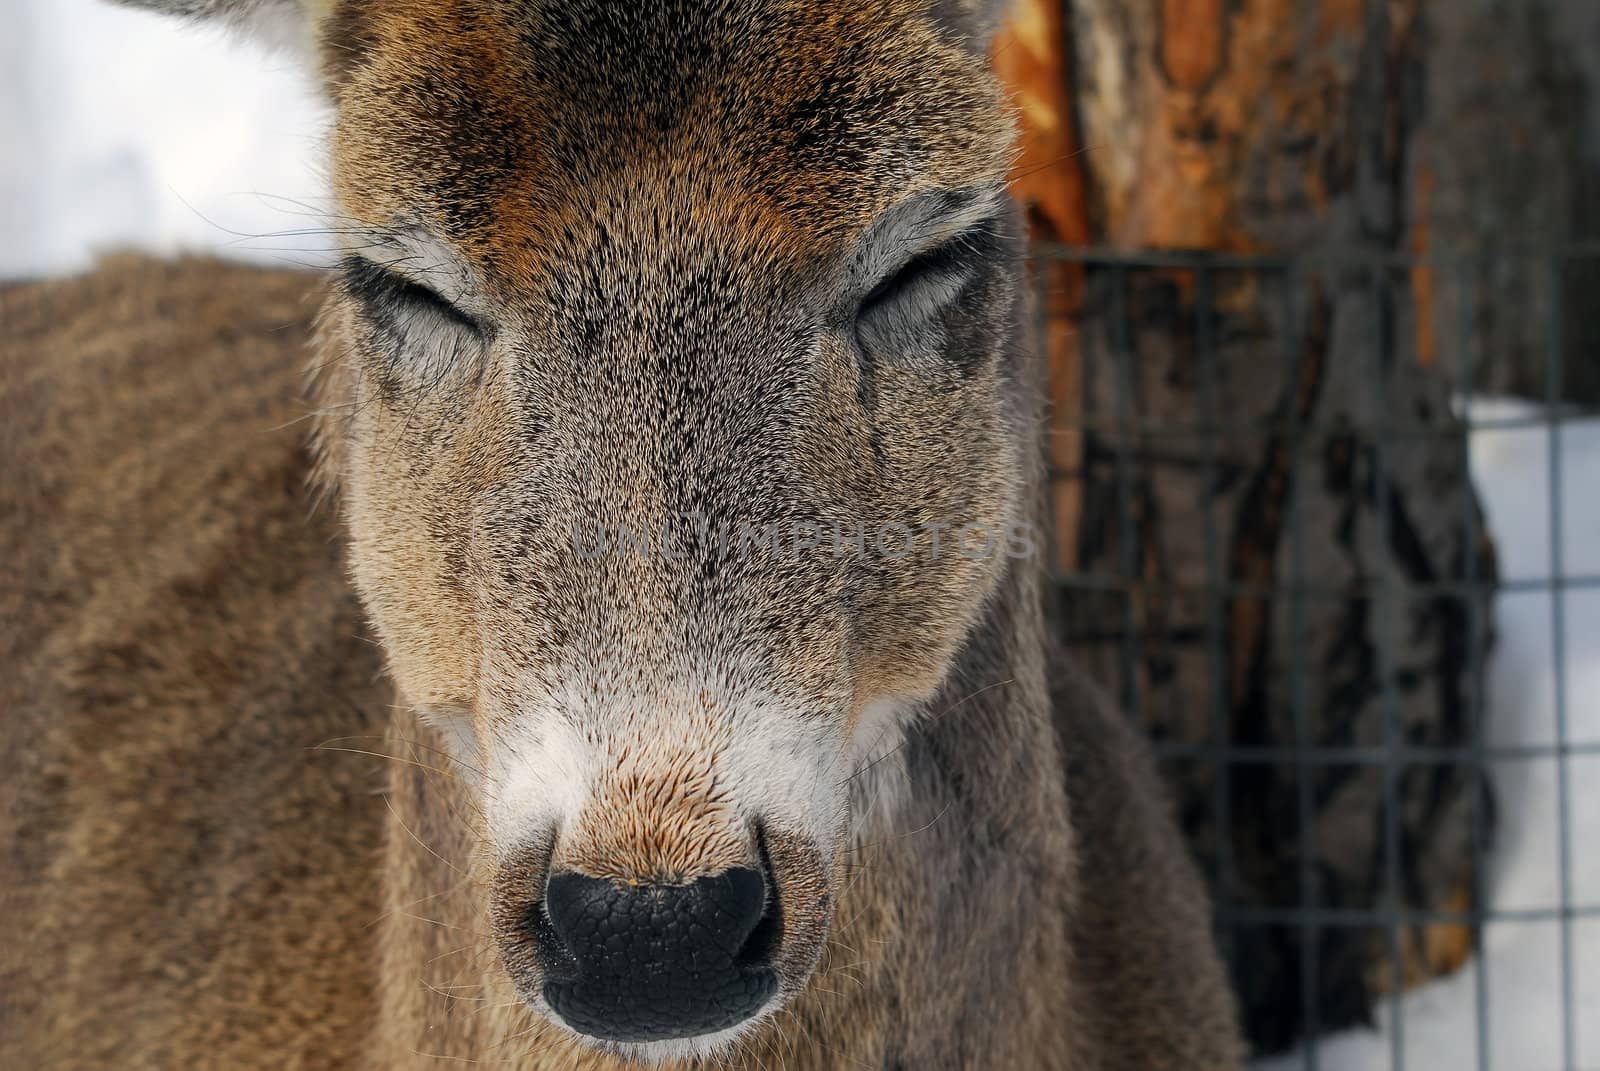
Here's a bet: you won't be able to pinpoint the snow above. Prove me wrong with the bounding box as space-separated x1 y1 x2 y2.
1260 402 1600 1071
0 0 332 280
4 4 1596 1068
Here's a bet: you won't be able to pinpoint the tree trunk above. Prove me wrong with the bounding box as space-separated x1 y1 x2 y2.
1417 0 1600 405
997 1 1499 1055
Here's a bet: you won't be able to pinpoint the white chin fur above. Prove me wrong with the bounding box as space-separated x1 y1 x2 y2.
549 1003 776 1066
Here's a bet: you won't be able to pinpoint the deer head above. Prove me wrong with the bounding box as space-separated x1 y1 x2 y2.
116 0 1029 1061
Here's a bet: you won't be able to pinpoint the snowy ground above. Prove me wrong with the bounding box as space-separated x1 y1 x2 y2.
4 4 1596 1069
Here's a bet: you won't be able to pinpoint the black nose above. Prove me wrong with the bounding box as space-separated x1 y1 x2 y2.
535 866 778 1042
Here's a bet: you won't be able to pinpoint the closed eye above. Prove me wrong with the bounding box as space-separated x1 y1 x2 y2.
853 220 998 355
342 256 486 337
859 229 982 319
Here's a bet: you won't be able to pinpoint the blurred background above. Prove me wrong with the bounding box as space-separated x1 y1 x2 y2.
1 0 330 279
3 1 1598 1068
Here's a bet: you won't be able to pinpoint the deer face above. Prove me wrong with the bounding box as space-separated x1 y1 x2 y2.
121 0 1026 1059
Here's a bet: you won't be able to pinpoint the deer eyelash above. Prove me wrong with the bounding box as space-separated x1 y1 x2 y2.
858 220 996 320
342 256 488 338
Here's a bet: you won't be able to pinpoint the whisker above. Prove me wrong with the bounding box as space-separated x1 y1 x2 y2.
383 793 466 875
309 743 463 783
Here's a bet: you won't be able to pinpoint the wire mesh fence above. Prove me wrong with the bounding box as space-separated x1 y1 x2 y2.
1030 245 1597 1068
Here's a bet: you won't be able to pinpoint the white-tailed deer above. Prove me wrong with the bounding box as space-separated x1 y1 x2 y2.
1 2 1243 1067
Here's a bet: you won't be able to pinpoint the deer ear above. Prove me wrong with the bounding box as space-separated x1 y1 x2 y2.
930 0 1015 51
109 1 311 54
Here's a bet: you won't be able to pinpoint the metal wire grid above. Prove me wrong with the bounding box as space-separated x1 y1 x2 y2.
1030 245 1594 1069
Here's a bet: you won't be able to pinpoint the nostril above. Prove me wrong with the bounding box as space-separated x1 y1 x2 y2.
686 865 768 958
737 899 781 968
525 900 580 985
533 867 779 1042
739 827 781 967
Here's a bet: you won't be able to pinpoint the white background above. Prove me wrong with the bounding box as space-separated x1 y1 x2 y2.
2 0 331 279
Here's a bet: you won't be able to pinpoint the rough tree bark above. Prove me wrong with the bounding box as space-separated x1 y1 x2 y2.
997 1 1499 1055
1418 0 1600 404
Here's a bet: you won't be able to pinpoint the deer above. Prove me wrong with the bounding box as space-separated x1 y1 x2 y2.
0 1 1244 1068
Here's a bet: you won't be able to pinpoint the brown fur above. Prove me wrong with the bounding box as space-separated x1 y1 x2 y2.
0 258 384 1068
4 0 1245 1066
1 255 1242 1068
